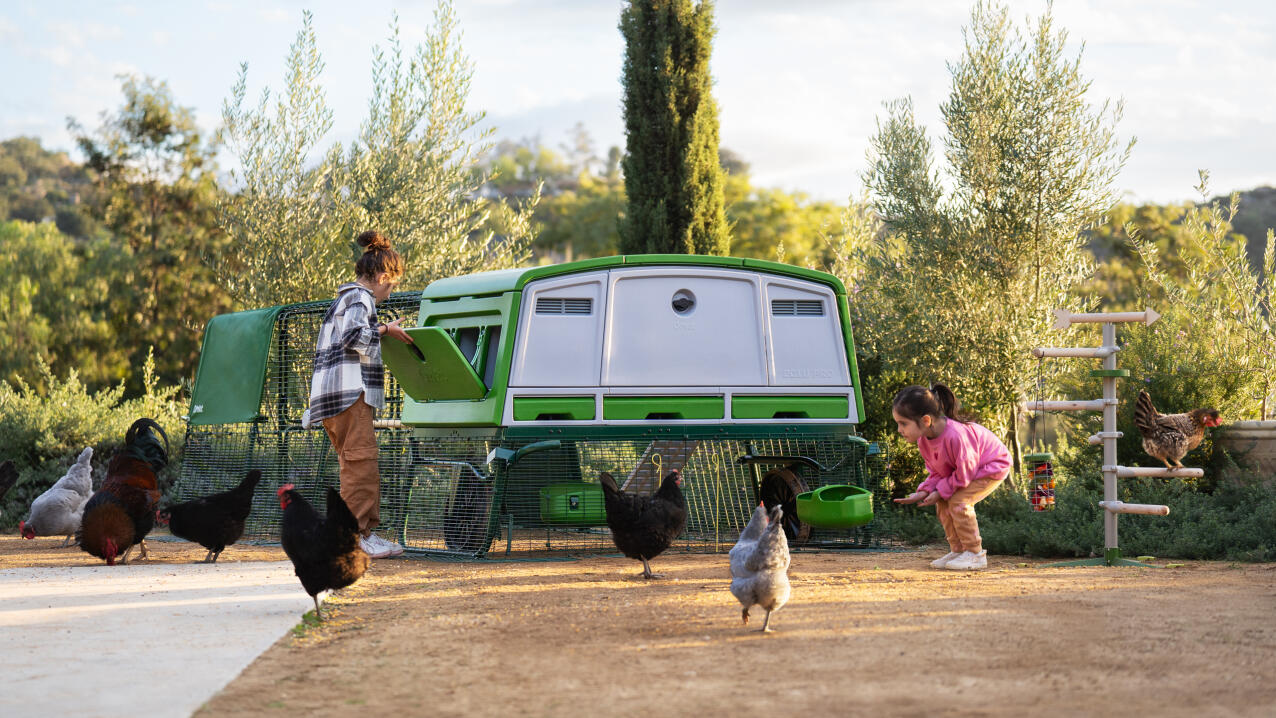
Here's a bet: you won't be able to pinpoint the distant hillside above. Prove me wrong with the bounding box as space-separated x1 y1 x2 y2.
1211 186 1276 261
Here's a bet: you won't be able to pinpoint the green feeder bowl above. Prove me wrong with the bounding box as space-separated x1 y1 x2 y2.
538 483 608 526
795 484 874 529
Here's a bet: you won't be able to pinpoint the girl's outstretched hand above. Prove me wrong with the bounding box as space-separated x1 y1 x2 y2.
917 490 940 507
893 491 928 505
381 317 412 343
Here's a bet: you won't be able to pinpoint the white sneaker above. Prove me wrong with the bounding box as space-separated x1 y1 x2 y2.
360 535 392 559
363 532 405 558
944 550 988 570
930 551 962 569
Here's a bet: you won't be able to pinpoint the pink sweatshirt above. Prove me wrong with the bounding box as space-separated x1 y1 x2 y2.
916 419 1012 499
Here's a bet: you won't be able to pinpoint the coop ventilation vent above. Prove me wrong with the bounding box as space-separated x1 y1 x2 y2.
771 299 824 316
536 298 593 315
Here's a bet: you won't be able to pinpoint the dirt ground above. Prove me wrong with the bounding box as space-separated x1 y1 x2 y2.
5 536 1276 718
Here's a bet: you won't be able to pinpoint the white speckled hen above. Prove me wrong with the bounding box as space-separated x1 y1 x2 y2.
729 503 791 632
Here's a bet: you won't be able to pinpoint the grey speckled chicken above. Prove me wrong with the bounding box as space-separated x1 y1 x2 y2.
20 447 94 546
729 503 791 632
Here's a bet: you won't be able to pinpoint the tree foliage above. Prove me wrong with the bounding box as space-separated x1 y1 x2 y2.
0 221 129 390
70 75 232 392
0 137 98 237
618 0 728 255
217 3 535 308
850 0 1132 471
1133 173 1276 418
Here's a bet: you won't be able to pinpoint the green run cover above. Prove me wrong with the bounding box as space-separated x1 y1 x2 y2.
188 306 285 426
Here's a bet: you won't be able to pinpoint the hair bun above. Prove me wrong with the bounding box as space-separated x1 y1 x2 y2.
356 230 391 252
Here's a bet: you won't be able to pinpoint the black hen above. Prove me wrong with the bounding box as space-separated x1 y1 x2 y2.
278 483 370 616
599 469 688 579
159 469 262 563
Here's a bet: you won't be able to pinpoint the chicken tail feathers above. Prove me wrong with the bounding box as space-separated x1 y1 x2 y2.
1133 390 1159 435
598 471 620 497
325 487 360 535
124 418 170 472
237 469 263 495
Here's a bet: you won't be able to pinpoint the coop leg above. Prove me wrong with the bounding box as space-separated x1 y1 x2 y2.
741 606 750 625
138 540 150 561
201 550 214 563
119 546 133 565
313 595 322 619
211 550 222 564
761 609 774 633
61 535 73 548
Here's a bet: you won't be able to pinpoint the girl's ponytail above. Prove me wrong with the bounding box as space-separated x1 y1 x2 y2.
892 382 971 424
930 383 961 421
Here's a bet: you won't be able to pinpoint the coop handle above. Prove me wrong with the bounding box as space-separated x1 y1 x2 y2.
489 440 563 465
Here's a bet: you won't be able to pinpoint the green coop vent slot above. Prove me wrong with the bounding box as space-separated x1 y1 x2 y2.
513 397 596 421
771 299 824 316
602 396 724 421
731 395 849 420
381 326 488 401
535 297 593 315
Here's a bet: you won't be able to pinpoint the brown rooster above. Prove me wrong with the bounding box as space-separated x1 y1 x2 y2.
1133 390 1222 468
78 418 168 565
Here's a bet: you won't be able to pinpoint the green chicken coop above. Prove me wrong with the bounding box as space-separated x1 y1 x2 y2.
175 255 888 558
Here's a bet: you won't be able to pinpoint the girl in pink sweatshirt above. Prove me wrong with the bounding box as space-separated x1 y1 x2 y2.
891 384 1011 570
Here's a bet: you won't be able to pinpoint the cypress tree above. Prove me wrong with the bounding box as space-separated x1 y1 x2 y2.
618 0 729 255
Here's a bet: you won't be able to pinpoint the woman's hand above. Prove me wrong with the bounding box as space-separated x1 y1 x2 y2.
380 317 412 343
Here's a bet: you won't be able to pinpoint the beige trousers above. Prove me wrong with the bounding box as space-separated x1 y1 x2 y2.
321 394 380 535
934 470 1008 554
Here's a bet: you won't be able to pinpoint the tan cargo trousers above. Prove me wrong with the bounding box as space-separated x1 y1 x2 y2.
934 470 1008 554
321 394 380 535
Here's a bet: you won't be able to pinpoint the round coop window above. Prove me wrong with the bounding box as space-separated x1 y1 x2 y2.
671 289 696 315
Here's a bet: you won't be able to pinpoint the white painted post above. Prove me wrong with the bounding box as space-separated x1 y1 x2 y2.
1101 321 1119 558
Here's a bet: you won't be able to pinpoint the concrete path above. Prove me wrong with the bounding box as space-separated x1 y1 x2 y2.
0 561 311 718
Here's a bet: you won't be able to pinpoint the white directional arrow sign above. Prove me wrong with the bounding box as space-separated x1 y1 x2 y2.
1053 308 1160 330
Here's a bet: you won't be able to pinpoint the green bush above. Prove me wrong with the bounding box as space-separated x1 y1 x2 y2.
0 351 186 529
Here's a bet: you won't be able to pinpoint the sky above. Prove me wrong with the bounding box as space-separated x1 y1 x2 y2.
3 0 1275 205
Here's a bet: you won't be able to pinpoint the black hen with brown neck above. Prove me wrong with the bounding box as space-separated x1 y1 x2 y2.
78 418 168 565
599 470 688 579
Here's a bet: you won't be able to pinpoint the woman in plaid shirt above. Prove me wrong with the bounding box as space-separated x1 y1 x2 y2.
305 230 412 558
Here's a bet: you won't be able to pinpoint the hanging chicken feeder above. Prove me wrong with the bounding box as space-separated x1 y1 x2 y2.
1026 451 1055 512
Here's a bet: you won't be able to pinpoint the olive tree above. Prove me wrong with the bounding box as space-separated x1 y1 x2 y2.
217 3 535 308
849 1 1133 471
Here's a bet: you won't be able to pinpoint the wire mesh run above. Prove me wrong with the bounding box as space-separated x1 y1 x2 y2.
175 427 890 558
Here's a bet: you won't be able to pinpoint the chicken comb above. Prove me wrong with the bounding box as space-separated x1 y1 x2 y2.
277 483 296 496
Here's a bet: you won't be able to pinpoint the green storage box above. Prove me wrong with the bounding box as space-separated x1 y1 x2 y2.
796 484 874 528
538 483 608 526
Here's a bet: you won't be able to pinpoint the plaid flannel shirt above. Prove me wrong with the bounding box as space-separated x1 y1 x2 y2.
304 283 384 427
